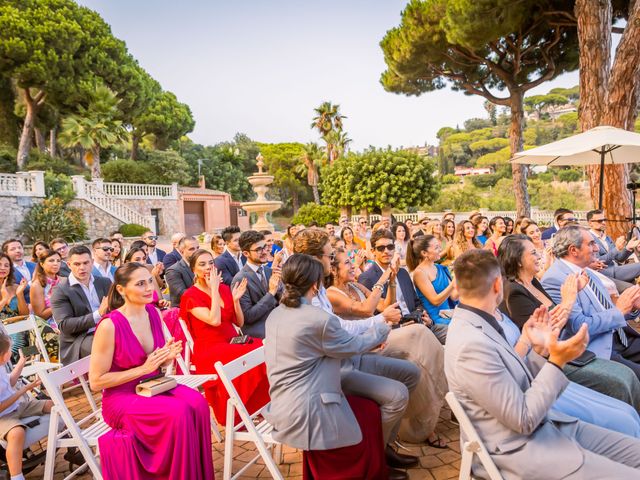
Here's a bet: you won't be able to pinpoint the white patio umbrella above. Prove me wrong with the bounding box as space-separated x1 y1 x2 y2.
511 125 640 209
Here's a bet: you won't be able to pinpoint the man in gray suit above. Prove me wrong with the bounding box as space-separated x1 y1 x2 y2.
51 245 111 365
446 249 640 479
231 231 281 338
165 236 199 306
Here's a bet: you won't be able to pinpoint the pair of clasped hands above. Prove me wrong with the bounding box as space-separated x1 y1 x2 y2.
141 338 183 375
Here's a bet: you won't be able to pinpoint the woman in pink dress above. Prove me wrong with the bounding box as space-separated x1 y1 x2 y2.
89 262 214 480
180 249 270 426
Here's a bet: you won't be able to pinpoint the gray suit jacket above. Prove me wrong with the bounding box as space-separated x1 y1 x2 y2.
165 259 194 307
263 302 391 450
50 276 112 366
231 263 279 339
445 306 583 480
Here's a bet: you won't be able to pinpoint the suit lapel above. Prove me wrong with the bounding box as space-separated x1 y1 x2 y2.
70 283 92 313
243 264 266 295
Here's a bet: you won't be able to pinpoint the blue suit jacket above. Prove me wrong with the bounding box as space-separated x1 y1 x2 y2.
590 232 631 266
162 248 181 270
13 261 36 303
91 264 117 280
146 248 166 265
358 263 420 312
541 226 557 241
541 259 629 359
214 250 247 286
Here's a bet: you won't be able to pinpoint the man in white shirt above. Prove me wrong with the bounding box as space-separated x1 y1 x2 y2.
51 245 111 365
91 238 115 281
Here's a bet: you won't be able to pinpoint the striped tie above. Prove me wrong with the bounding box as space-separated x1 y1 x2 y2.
588 274 629 348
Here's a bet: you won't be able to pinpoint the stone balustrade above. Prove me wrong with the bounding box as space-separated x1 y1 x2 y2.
0 171 45 197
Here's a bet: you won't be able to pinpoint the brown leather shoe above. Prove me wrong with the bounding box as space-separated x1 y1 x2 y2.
388 467 409 480
385 445 419 468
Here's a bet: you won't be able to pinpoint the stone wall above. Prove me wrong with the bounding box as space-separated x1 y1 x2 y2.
115 199 181 235
68 198 124 240
0 196 44 240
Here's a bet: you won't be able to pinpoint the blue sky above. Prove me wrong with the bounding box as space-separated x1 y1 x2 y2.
77 0 580 151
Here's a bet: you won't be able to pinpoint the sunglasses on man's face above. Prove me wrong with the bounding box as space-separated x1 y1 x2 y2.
146 236 158 241
99 247 114 252
374 244 396 253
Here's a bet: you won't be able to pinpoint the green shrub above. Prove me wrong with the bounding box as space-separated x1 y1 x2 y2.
102 159 148 184
119 223 148 237
141 150 191 185
44 172 75 204
26 152 83 175
0 143 16 173
441 174 460 185
20 198 87 242
531 171 554 182
428 185 480 211
467 173 500 189
291 203 339 226
557 168 582 182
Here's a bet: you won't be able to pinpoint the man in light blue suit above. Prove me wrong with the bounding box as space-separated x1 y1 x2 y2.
2 239 36 302
542 225 640 379
90 238 117 281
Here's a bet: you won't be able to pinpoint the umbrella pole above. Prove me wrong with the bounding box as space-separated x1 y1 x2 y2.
598 149 605 209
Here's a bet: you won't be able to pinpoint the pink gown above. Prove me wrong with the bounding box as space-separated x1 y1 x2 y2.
97 304 214 480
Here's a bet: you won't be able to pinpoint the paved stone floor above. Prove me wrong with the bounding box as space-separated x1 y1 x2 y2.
25 390 462 479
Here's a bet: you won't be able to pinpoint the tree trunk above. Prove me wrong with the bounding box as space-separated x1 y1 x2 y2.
576 0 640 238
17 89 38 169
291 189 300 213
49 127 57 158
131 132 140 160
312 184 320 204
34 128 46 152
91 147 101 178
509 90 531 217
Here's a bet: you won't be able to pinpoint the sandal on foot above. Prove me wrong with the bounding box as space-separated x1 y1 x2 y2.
425 435 448 449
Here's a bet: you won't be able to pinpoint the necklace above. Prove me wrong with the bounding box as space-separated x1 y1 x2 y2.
335 283 360 302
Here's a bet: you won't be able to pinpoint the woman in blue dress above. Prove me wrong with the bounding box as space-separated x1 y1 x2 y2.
496 309 640 437
408 235 458 325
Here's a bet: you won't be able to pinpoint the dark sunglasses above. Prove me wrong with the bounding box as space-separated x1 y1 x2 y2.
374 244 396 252
591 218 607 223
146 236 158 241
99 247 114 252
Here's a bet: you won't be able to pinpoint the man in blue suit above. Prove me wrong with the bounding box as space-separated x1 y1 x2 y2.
542 225 640 379
541 208 575 241
90 238 117 281
359 229 447 344
142 230 166 266
214 225 246 285
586 209 640 288
2 239 35 301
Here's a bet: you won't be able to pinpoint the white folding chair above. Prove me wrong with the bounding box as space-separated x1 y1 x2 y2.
178 318 194 371
160 320 222 442
445 392 504 480
37 356 108 480
215 346 283 480
2 315 60 377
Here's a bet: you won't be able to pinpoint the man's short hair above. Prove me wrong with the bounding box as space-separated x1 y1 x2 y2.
68 245 92 258
293 228 329 257
221 226 241 243
370 229 395 248
1 239 22 253
552 225 587 258
0 332 10 356
130 240 146 250
92 238 111 249
239 230 265 252
142 230 154 237
586 209 604 221
453 249 501 298
259 230 272 236
109 231 120 237
177 236 198 249
50 237 67 247
554 208 574 221
171 232 185 243
325 222 335 227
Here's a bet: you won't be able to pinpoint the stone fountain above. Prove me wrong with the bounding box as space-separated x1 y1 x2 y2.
241 153 282 230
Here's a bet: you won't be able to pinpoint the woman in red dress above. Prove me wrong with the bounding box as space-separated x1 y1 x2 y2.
179 249 270 426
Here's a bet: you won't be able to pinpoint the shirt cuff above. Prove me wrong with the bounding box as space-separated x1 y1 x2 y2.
372 314 385 325
92 310 101 323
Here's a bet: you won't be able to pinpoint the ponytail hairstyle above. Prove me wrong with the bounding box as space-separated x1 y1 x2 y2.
106 262 150 312
326 247 346 288
406 235 436 272
280 254 324 308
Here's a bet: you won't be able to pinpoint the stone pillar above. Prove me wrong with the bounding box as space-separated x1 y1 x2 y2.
170 183 179 199
71 175 86 198
29 171 45 197
15 172 27 195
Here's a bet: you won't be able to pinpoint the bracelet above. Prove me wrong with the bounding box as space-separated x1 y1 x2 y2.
372 283 384 292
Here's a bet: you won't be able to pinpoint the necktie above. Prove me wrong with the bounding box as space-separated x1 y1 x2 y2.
588 273 628 348
256 266 268 291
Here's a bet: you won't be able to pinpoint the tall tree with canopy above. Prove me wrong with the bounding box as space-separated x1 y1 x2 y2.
380 0 579 217
311 101 347 164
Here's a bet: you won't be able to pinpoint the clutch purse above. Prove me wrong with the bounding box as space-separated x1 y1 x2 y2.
135 375 177 397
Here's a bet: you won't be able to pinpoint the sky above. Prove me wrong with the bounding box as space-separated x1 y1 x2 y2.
77 0 580 151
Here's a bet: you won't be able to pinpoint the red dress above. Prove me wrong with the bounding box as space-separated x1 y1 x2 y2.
179 284 270 426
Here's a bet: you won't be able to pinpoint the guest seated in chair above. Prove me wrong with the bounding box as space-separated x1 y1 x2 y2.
499 234 640 411
264 254 392 480
89 262 213 479
446 249 640 479
180 249 269 426
0 333 52 480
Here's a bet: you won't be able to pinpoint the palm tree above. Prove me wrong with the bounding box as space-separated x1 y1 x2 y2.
311 101 347 165
58 85 129 178
297 142 326 204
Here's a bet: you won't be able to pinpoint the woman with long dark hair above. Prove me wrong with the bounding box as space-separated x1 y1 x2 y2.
30 241 49 263
265 253 390 479
483 216 507 256
89 262 213 479
179 249 268 426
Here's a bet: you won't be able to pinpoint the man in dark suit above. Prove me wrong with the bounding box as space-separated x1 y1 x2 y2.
231 231 281 338
51 245 111 365
214 226 246 285
359 229 448 344
541 208 575 241
165 236 199 306
142 230 166 266
162 232 185 270
2 239 36 302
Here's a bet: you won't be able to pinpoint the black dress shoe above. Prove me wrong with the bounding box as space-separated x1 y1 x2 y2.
385 445 419 468
388 467 409 480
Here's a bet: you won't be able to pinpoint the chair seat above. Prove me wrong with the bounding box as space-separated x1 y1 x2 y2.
234 419 277 444
171 374 216 390
57 418 112 448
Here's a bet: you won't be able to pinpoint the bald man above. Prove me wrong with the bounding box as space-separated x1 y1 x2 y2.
163 232 186 270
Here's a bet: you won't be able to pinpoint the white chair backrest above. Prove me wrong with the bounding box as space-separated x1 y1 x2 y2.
160 321 189 375
3 315 51 363
216 346 265 385
445 392 503 480
39 356 98 413
179 318 194 349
